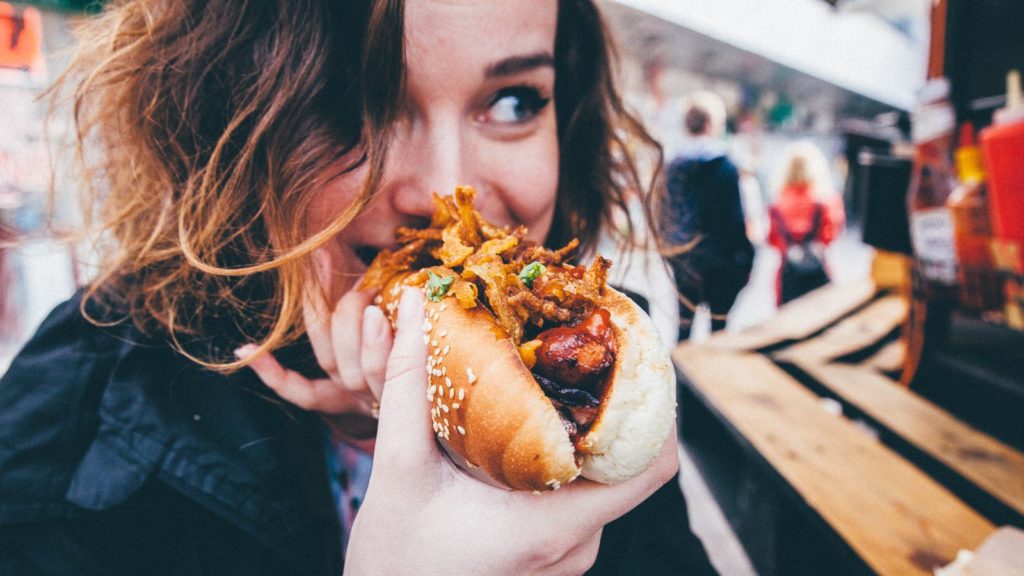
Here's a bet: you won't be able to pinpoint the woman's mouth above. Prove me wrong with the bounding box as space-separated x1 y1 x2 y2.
355 245 381 267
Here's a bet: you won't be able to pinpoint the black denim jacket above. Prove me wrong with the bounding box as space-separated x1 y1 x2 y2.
0 294 342 575
0 293 715 576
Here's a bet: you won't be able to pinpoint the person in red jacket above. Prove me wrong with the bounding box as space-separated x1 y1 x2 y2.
767 141 846 305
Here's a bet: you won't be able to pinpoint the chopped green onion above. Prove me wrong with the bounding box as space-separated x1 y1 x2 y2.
426 270 455 302
518 261 547 288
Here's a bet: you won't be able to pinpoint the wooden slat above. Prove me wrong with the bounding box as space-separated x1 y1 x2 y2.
859 340 906 374
772 295 908 364
794 360 1024 519
674 345 995 575
706 279 876 352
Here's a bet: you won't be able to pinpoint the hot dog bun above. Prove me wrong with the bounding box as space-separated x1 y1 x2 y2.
379 273 675 491
575 288 675 484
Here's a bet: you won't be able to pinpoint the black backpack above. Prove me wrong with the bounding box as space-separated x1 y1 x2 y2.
770 203 830 304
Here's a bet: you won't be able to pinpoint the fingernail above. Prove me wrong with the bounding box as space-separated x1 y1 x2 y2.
363 305 386 343
234 344 258 360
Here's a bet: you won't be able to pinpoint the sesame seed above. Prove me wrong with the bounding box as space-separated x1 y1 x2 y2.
444 377 452 388
466 368 477 384
449 387 455 399
444 418 449 427
440 304 447 312
431 340 438 347
422 335 430 345
452 402 460 410
442 345 450 355
439 330 447 337
441 404 449 413
457 426 465 435
429 384 437 396
458 388 465 400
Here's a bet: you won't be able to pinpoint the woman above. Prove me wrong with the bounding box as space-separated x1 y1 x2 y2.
0 1 715 574
767 141 846 305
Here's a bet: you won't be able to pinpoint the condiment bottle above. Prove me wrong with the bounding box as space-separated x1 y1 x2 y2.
907 78 959 300
948 122 1001 311
980 70 1024 328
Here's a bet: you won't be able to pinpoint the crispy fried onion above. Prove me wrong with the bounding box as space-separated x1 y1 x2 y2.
360 186 609 344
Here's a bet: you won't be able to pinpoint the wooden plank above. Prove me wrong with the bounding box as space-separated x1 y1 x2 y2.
706 279 876 352
860 339 906 374
673 345 995 575
794 360 1024 519
772 295 908 364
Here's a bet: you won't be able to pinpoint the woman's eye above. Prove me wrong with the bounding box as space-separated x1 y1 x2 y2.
484 87 551 125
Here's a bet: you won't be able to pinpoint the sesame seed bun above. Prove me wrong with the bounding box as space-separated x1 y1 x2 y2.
382 277 675 491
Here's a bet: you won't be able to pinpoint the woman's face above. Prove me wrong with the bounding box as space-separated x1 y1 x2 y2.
311 0 560 293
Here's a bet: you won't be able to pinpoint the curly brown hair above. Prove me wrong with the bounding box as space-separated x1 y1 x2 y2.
52 0 663 369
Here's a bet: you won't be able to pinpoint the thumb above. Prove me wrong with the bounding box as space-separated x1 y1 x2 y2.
373 286 439 471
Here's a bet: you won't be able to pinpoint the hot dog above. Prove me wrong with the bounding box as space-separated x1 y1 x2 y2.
362 186 675 491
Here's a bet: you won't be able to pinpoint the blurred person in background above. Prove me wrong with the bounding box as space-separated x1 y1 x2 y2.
767 140 846 305
662 91 754 340
0 1 715 575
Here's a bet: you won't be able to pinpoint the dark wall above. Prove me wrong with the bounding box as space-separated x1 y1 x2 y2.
945 0 1024 125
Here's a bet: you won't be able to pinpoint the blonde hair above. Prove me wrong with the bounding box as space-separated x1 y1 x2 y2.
773 140 832 200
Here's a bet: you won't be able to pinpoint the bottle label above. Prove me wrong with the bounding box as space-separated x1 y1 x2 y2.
911 207 958 285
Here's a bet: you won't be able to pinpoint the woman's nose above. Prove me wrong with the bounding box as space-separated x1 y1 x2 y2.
387 117 472 218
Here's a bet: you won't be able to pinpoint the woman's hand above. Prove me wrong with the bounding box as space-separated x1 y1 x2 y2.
345 288 681 576
236 248 389 449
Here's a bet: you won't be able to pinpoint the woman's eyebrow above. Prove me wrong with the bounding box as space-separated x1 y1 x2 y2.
484 52 555 78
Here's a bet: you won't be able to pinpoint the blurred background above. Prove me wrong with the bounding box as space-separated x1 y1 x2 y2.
0 0 926 367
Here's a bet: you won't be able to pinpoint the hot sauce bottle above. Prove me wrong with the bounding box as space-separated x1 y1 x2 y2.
902 78 957 385
908 78 959 299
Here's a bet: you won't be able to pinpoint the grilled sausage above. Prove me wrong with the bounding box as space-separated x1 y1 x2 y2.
534 325 613 386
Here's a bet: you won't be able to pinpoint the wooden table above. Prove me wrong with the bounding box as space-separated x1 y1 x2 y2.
674 283 1023 575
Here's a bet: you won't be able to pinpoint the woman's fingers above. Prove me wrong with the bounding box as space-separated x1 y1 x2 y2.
302 249 340 377
360 305 392 400
236 344 365 415
331 288 377 393
302 246 384 406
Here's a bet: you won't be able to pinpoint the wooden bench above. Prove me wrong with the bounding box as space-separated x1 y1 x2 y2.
705 279 877 352
771 294 908 365
786 360 1024 521
858 339 906 374
674 344 996 575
